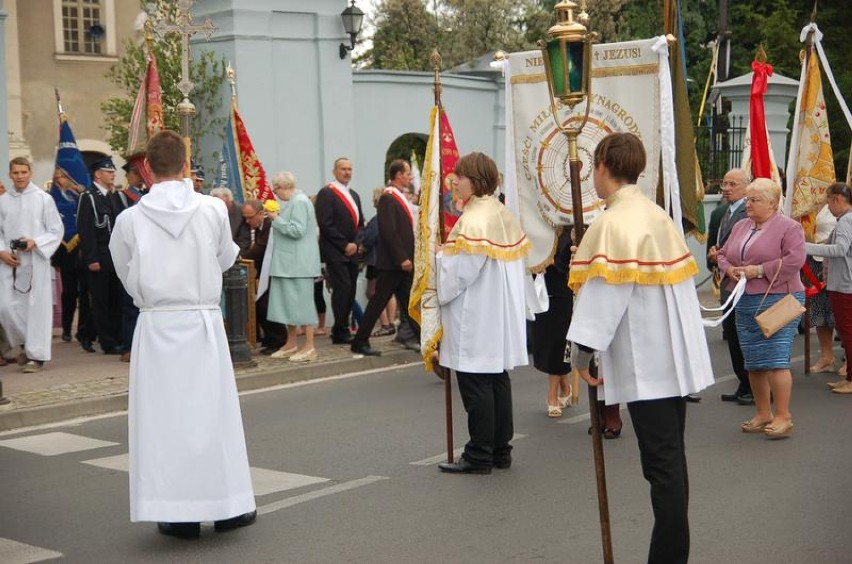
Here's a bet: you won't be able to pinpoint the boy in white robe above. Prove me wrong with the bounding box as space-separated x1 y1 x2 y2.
0 157 63 372
109 131 256 539
567 133 714 564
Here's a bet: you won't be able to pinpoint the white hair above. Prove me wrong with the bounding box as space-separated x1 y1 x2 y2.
271 171 296 191
209 186 234 201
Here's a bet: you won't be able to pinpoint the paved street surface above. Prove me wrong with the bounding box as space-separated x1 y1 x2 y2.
1 324 851 563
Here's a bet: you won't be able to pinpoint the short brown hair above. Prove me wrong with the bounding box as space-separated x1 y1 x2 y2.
146 130 186 176
454 152 499 197
828 182 852 204
593 133 646 184
9 156 31 171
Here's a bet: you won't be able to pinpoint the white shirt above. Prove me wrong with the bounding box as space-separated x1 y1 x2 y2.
567 277 715 404
331 180 360 225
93 182 110 197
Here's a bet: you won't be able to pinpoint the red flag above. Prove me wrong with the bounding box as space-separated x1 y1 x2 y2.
438 109 461 240
230 100 273 202
749 60 773 179
126 47 163 188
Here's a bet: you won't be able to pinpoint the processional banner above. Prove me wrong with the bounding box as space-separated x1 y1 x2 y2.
506 38 667 271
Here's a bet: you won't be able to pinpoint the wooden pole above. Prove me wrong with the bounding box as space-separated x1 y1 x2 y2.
431 48 454 464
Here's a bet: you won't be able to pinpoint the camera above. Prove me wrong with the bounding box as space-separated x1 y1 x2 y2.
9 238 27 251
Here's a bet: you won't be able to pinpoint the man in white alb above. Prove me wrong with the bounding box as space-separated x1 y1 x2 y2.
109 130 256 539
0 157 63 373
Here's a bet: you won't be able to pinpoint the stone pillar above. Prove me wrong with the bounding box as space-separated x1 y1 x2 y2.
0 0 8 166
192 0 356 194
712 71 799 170
4 0 30 160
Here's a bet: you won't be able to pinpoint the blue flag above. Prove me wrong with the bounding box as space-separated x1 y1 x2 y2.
55 117 90 189
219 112 244 204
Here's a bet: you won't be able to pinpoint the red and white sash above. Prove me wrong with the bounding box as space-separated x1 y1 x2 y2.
326 183 359 229
383 186 414 226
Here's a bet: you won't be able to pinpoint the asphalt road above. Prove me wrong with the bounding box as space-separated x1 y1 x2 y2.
1 325 851 563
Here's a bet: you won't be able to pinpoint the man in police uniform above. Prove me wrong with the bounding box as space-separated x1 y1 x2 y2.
76 157 130 354
190 161 206 194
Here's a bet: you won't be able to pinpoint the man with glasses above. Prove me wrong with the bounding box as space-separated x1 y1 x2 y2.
707 168 753 404
0 157 63 373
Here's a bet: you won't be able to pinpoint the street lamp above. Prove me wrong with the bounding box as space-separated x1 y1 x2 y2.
540 4 612 564
339 0 365 59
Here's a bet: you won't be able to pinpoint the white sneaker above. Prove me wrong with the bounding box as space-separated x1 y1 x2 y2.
289 349 317 362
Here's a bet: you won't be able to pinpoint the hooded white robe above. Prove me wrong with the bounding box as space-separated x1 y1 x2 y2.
109 179 255 522
0 182 63 361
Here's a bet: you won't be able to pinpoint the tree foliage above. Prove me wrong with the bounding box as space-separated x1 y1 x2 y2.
100 0 226 169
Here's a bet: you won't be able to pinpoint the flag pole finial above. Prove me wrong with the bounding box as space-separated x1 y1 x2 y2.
755 44 768 64
431 48 443 107
226 62 237 100
54 87 65 119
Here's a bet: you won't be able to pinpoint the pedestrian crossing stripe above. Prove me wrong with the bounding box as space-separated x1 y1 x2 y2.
81 454 330 496
0 432 118 456
0 537 62 563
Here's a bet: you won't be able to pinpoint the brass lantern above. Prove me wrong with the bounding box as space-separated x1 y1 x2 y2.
540 1 593 110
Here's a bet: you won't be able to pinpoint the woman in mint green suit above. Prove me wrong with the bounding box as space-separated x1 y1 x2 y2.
267 172 322 362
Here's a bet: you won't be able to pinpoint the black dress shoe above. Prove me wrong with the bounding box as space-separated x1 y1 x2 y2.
331 334 353 345
494 457 512 469
259 346 278 355
61 331 72 342
684 394 702 403
103 347 123 355
214 510 257 532
80 339 96 353
438 457 491 474
736 393 755 406
721 391 741 402
157 522 200 539
351 343 381 356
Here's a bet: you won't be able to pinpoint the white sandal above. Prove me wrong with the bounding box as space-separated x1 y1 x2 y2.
547 404 562 418
557 385 573 409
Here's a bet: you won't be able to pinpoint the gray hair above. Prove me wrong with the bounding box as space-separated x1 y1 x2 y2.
725 168 751 184
209 186 234 201
747 177 782 207
271 171 296 191
242 199 263 213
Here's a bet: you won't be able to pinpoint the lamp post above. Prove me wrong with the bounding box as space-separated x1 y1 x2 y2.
540 3 613 564
339 0 364 59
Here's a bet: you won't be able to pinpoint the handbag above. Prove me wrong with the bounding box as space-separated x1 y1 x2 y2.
754 260 806 338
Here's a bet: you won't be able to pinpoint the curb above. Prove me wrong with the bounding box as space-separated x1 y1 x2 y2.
0 348 422 433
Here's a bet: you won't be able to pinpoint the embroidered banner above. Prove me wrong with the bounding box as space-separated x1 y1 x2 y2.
507 39 665 271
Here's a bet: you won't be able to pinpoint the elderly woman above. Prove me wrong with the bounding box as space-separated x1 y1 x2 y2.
267 172 322 362
805 182 852 393
718 178 806 439
435 152 529 474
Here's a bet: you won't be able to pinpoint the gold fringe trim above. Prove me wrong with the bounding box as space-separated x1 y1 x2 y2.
443 236 531 262
422 327 443 373
568 260 698 293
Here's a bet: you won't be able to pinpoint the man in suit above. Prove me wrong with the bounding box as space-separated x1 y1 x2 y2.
315 158 364 344
76 156 130 354
707 168 752 404
351 160 419 356
240 199 287 354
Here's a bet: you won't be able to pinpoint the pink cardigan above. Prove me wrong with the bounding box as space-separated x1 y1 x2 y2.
718 213 806 295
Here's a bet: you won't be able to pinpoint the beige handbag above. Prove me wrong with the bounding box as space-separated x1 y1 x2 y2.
753 261 805 338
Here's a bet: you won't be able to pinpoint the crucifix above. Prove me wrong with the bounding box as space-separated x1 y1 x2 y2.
150 0 215 163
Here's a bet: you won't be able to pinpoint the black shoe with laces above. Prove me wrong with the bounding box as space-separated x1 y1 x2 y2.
214 510 257 532
157 522 200 539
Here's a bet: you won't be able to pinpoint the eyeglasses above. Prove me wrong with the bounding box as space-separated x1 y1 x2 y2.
745 196 767 204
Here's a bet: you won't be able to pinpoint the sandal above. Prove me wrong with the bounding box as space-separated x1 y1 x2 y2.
547 404 562 418
557 392 572 409
602 428 621 439
741 418 772 433
314 329 327 336
764 420 794 439
810 358 837 373
371 324 396 337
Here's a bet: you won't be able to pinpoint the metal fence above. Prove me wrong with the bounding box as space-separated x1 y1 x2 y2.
694 115 747 193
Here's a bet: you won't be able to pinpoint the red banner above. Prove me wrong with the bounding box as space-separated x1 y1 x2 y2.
126 48 163 188
438 109 461 240
749 60 773 179
232 102 273 202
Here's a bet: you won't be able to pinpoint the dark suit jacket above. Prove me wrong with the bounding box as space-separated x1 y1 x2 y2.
376 192 414 270
315 184 364 264
706 200 748 268
77 185 128 272
241 217 272 277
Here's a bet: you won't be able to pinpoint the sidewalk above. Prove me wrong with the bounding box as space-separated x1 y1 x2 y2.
0 330 423 432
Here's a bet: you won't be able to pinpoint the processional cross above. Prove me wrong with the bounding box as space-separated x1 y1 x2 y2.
150 0 215 157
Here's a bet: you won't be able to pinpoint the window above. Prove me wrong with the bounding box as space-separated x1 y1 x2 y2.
53 0 116 60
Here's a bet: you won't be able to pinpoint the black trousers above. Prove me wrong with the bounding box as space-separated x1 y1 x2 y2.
76 271 97 341
353 269 418 347
627 397 690 564
58 265 88 336
87 270 124 352
256 289 287 348
326 261 359 339
455 370 514 467
723 304 750 393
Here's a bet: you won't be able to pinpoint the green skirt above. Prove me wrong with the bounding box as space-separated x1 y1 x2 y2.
268 277 318 326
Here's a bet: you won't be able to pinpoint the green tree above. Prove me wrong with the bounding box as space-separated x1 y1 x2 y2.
100 0 226 169
362 0 439 70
